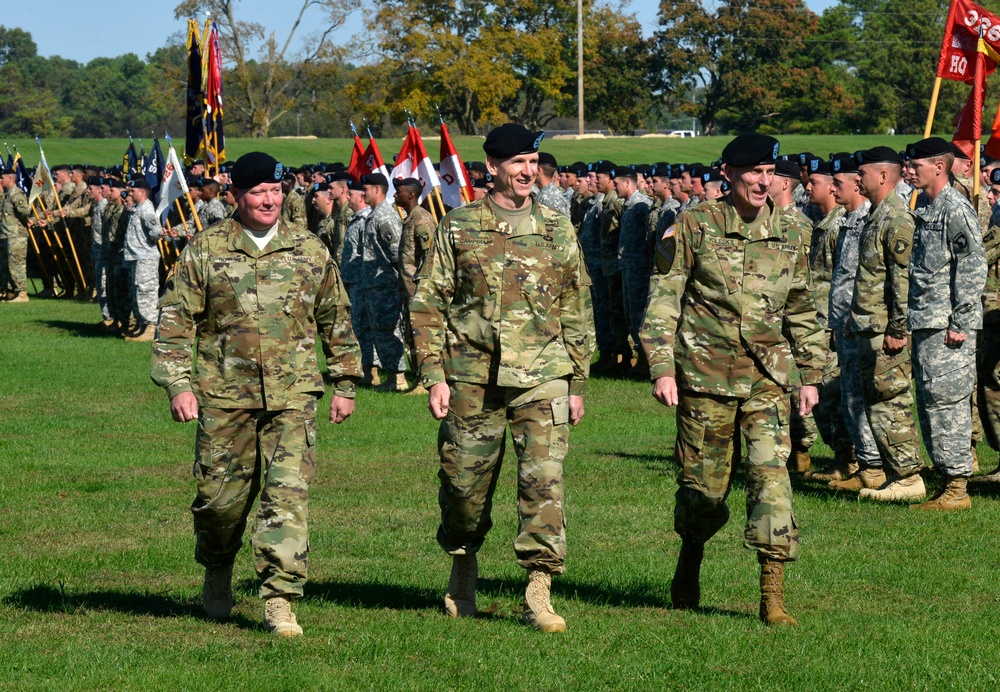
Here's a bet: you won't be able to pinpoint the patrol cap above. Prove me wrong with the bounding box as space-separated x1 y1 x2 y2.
854 146 903 166
395 176 422 189
313 182 331 193
721 134 780 168
537 152 558 168
991 168 1000 185
128 178 151 191
830 153 859 174
774 160 800 179
594 160 616 174
807 157 832 176
361 173 389 187
609 165 637 180
231 151 284 189
482 123 544 159
904 137 953 160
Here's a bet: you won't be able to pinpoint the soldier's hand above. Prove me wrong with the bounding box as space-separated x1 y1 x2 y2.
945 330 968 347
59 209 67 218
798 385 819 416
170 391 199 423
883 334 907 353
428 382 450 419
330 395 355 423
652 376 678 407
569 394 585 426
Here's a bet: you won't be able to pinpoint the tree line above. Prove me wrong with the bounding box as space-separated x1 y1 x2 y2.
0 0 984 140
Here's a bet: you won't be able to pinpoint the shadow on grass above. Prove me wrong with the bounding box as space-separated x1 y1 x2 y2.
301 578 441 610
3 583 260 630
36 319 116 339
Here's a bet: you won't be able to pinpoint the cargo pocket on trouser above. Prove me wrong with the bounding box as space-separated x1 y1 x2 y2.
192 411 232 504
871 348 912 403
674 398 731 544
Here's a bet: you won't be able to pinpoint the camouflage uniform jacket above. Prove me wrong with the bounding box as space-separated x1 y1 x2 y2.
598 189 623 273
362 199 403 288
579 192 604 267
808 205 846 330
828 200 871 331
330 202 352 267
618 190 652 266
200 197 229 228
848 190 914 339
90 197 108 247
101 202 124 262
282 191 307 229
108 203 130 261
410 196 594 395
536 182 571 217
399 204 436 298
951 173 991 231
909 185 986 334
570 191 587 230
315 212 337 257
339 206 371 286
641 196 824 395
0 186 29 239
793 184 822 223
151 217 361 409
62 186 93 224
123 198 163 262
676 195 701 216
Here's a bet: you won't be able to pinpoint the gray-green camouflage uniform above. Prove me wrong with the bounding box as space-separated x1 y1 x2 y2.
0 186 30 294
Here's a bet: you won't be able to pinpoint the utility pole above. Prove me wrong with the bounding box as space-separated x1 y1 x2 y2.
577 0 584 136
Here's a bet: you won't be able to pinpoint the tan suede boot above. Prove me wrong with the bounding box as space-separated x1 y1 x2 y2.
264 596 303 637
829 467 887 492
670 541 703 610
911 477 972 511
443 553 478 618
790 447 811 473
859 474 926 503
7 291 29 303
523 569 566 632
124 324 155 342
758 555 796 626
202 564 234 620
805 454 858 482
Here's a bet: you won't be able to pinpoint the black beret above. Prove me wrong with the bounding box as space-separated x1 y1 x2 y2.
328 170 352 183
797 152 814 166
609 166 637 180
231 151 285 189
110 179 126 189
595 160 616 174
395 177 422 189
688 164 706 179
830 153 859 174
466 161 488 174
346 179 365 191
70 164 86 171
983 154 998 167
806 157 832 176
313 182 331 193
721 134 780 168
905 138 953 160
774 160 800 179
951 143 971 160
537 152 557 168
668 165 684 179
186 176 203 188
361 173 389 187
570 161 586 173
483 123 544 159
854 146 903 166
128 178 151 191
991 168 1000 185
51 164 69 172
191 159 204 166
471 177 490 189
0 167 11 175
86 176 103 186
702 169 725 183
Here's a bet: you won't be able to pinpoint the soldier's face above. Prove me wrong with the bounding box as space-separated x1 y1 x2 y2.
488 152 538 201
909 157 943 190
680 172 693 193
725 164 774 210
348 189 367 211
235 182 283 230
832 173 860 205
88 185 102 200
565 173 577 189
596 173 614 194
131 188 148 204
989 184 1000 207
690 176 704 196
313 190 334 214
0 174 13 190
807 174 834 204
669 178 683 196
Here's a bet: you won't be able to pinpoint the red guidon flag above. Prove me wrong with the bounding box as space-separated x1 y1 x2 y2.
348 134 368 180
438 121 473 208
937 0 1000 82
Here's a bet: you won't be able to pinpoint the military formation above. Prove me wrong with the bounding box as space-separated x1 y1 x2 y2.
8 125 1000 637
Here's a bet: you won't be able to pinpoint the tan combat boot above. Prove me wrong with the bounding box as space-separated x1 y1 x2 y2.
202 564 234 619
264 596 303 637
804 452 858 482
912 477 972 511
829 467 887 492
790 447 811 473
859 473 926 503
96 318 115 330
523 569 567 632
124 324 155 342
758 554 796 626
375 372 408 392
670 541 704 610
972 447 979 474
7 291 29 303
361 366 381 387
443 553 478 618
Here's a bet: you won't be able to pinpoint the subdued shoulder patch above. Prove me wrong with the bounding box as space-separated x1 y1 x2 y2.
894 238 909 255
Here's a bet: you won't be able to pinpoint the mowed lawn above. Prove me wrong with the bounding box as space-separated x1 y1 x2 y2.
4 293 1000 690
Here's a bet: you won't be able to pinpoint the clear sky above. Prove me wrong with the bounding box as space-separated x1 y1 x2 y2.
5 0 839 65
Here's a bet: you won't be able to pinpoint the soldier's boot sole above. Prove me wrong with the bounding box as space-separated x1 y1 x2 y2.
670 541 704 610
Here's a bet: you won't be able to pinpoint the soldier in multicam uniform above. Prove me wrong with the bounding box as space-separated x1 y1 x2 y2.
811 154 884 490
641 134 824 626
845 147 925 503
0 166 31 302
535 152 571 216
121 179 163 342
151 152 361 637
411 124 593 633
612 165 652 375
361 172 408 391
198 179 229 227
281 174 307 228
311 181 339 254
904 138 986 510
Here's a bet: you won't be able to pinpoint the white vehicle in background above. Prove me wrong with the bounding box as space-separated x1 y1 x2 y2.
667 130 697 138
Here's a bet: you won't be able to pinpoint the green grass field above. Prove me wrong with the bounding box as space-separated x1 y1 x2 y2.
3 288 1000 690
0 134 953 173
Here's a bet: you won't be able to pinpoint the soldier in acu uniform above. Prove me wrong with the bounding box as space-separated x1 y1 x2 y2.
641 134 825 626
151 152 361 637
411 124 593 633
535 152 571 216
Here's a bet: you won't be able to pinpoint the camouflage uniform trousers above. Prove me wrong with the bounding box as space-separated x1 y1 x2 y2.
92 246 110 320
583 246 613 355
126 258 159 326
976 327 1000 451
437 379 570 574
620 262 651 353
912 328 976 477
0 237 27 293
855 331 921 478
790 339 851 456
837 329 881 467
347 283 381 370
363 284 406 372
106 259 131 325
191 399 317 599
674 369 800 561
